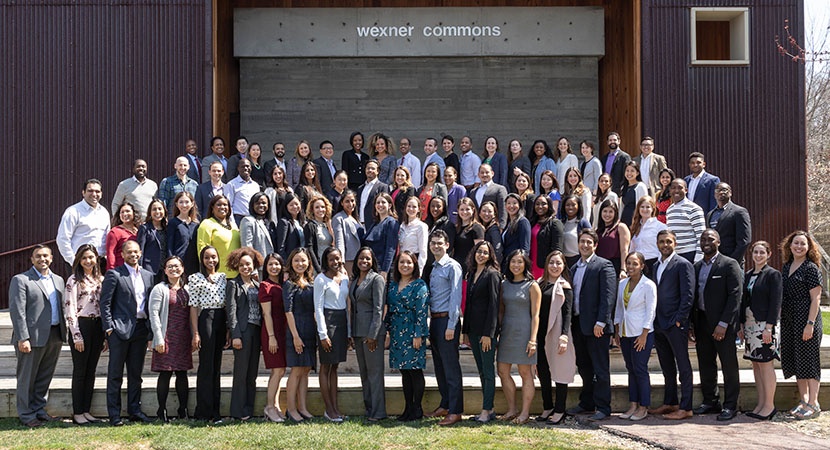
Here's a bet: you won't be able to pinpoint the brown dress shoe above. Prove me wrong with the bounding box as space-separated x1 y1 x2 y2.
22 419 43 428
438 414 462 426
648 405 679 415
425 407 449 418
663 409 693 420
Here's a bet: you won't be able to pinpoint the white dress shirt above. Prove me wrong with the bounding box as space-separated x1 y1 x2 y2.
56 199 111 265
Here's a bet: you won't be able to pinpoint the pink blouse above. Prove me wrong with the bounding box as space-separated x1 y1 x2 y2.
63 274 104 342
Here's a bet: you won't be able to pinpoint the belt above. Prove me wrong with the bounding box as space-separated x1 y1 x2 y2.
430 312 449 319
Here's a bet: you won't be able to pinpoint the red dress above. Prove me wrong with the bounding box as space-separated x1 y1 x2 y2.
259 279 287 368
656 197 671 224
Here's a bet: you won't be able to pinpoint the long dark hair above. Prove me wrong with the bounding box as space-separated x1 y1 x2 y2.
262 253 285 283
391 250 420 283
426 196 449 230
351 246 378 280
540 250 571 285
528 139 555 162
71 244 101 285
595 199 620 235
656 168 676 202
504 249 533 281
530 195 554 226
466 240 500 278
198 245 220 282
505 193 526 234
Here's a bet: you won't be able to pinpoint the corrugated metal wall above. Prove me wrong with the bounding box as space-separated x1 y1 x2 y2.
0 0 211 308
642 0 806 264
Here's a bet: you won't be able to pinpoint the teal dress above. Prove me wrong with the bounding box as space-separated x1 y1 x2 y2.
386 278 430 370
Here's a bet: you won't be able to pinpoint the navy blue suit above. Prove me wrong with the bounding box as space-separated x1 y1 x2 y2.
570 254 616 415
501 216 530 268
313 156 336 195
684 172 720 215
195 180 219 221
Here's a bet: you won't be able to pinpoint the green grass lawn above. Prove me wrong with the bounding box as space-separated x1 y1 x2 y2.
823 310 829 335
0 417 627 450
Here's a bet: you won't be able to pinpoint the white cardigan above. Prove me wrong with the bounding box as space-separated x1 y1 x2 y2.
613 276 657 337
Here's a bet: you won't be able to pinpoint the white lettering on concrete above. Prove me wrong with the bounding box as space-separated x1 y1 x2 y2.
359 24 501 39
356 25 415 38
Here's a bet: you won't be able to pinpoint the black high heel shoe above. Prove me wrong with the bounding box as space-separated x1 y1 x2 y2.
546 412 566 425
157 409 169 424
177 407 189 420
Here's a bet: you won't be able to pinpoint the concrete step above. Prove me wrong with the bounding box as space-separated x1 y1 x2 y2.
1 369 827 418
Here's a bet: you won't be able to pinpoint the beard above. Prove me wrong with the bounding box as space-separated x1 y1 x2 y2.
609 143 618 150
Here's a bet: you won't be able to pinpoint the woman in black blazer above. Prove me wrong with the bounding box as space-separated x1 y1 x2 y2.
740 241 782 420
391 166 418 220
341 131 367 191
274 193 306 261
530 195 564 278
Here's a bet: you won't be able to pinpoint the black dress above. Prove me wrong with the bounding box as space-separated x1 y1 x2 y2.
283 280 318 368
620 184 638 226
780 261 823 380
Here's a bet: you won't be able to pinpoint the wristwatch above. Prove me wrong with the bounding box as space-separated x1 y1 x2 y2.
807 319 816 326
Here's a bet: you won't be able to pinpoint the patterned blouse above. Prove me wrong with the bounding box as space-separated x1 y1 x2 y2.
185 272 228 309
63 274 104 342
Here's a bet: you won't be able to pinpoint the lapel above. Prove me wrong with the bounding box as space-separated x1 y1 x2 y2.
30 267 50 298
120 265 137 300
704 254 720 289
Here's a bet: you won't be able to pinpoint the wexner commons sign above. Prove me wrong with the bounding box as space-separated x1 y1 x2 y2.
234 7 604 58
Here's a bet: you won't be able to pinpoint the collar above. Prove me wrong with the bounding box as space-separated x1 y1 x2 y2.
608 149 619 157
578 253 596 266
34 267 52 279
132 176 147 184
660 251 676 264
702 252 719 265
692 170 707 180
434 253 453 266
125 264 141 276
366 178 378 186
480 181 492 189
673 197 689 206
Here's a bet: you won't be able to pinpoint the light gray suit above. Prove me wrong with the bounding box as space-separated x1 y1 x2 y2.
239 216 275 259
332 211 364 262
201 153 229 183
349 271 387 419
9 267 66 422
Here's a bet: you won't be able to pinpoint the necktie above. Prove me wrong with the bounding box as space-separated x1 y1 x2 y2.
400 156 405 166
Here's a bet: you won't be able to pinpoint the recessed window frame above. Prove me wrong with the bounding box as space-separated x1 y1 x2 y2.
690 7 750 66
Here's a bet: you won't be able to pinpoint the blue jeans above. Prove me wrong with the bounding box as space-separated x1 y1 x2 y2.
620 334 655 406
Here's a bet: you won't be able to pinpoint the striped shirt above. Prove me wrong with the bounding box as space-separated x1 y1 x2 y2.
666 197 705 261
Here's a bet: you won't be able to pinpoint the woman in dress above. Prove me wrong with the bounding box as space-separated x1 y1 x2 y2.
443 166 466 225
304 195 335 272
562 167 592 222
416 162 448 220
326 170 349 212
479 201 503 265
530 195 563 279
654 168 675 224
538 170 561 213
592 173 619 227
560 194 593 268
628 196 667 274
333 190 363 275
186 246 228 423
350 247 387 421
390 166 417 220
614 252 657 421
260 253 288 423
497 249 541 424
461 241 501 423
313 247 351 422
283 247 317 423
225 247 265 421
137 199 169 282
362 193 399 279
507 139 531 193
399 196 429 273
740 241 782 421
580 141 602 193
239 192 275 261
274 193 306 261
342 131 367 191
196 195 241 278
286 140 312 188
619 161 648 227
513 172 537 219
538 251 575 425
247 142 267 189
554 137 578 191
167 192 200 274
370 132 398 185
501 193 531 268
386 249 430 421
596 200 631 277
148 255 194 422
779 231 823 420
295 160 324 212
481 136 508 187
529 139 557 194
265 165 293 223
63 244 105 425
106 201 138 269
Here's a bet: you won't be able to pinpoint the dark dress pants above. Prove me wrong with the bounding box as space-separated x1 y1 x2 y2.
195 308 227 421
429 316 463 414
694 310 740 410
571 316 611 415
653 324 694 411
106 319 149 419
230 323 261 419
71 317 105 414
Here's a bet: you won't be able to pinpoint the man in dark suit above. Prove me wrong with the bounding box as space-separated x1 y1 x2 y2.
183 139 201 182
225 136 249 181
201 136 229 183
9 245 66 427
100 240 155 426
601 132 632 195
357 160 389 230
566 229 617 421
692 229 743 421
262 142 287 183
466 163 507 229
684 152 721 215
648 230 696 420
706 182 751 267
195 161 225 220
313 140 337 195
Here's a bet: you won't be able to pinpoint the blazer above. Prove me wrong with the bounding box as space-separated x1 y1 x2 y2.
601 149 632 195
303 219 332 273
651 254 695 330
485 152 509 188
502 216 531 267
349 271 386 339
461 268 501 338
185 154 201 182
614 276 657 337
285 156 309 188
467 183 508 229
362 216 399 273
508 155 532 193
570 254 617 336
225 275 261 339
100 264 155 340
313 156 336 194
693 253 743 333
741 265 782 325
274 217 304 261
147 281 188 347
195 180 220 221
332 210 364 262
341 149 368 191
226 153 244 181
239 216 275 258
684 171 721 214
356 180 389 230
633 152 668 195
9 267 67 346
706 201 751 264
201 153 229 183
415 182 448 202
534 218 564 269
137 222 166 274
483 223 504 265
580 157 603 193
392 186 417 220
